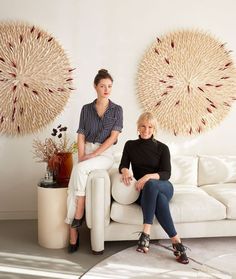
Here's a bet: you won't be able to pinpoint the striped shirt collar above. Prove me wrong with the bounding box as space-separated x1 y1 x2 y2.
92 99 116 111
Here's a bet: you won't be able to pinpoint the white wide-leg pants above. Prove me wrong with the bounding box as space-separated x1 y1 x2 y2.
65 142 114 224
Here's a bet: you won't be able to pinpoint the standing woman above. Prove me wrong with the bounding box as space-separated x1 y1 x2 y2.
66 69 123 253
119 112 189 264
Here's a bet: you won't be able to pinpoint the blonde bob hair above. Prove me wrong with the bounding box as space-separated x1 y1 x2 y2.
137 112 158 135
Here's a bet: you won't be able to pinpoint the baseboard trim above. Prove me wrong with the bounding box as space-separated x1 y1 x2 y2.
0 211 37 220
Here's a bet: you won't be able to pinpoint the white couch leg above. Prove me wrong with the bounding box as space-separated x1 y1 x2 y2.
91 177 105 254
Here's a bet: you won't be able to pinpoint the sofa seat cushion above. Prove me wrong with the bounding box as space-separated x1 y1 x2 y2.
110 186 226 225
111 202 143 225
171 186 226 223
201 183 236 219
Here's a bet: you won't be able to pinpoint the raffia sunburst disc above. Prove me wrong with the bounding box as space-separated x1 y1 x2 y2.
137 30 236 136
0 22 74 136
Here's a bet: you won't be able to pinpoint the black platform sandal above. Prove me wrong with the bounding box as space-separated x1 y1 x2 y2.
136 232 150 253
68 233 80 253
172 242 189 264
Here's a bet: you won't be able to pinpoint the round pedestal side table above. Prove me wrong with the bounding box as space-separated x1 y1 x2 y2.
38 183 69 249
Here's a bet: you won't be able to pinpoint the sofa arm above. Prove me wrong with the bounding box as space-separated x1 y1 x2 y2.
85 169 111 253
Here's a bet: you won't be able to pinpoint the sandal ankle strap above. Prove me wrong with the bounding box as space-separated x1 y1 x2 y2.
138 232 150 248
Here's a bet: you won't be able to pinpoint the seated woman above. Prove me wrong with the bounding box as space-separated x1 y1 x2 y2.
119 112 189 264
65 69 123 253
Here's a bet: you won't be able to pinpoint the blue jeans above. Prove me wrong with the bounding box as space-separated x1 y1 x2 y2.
137 179 177 238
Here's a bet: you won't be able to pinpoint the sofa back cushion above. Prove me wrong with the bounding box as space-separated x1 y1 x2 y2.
112 153 198 186
170 156 198 186
198 155 236 186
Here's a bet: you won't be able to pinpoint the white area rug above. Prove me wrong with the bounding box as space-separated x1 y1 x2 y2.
82 237 236 279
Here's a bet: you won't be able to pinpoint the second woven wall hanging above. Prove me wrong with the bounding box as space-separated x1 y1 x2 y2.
137 30 236 136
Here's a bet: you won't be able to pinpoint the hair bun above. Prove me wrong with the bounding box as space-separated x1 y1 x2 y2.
98 69 108 74
94 69 113 85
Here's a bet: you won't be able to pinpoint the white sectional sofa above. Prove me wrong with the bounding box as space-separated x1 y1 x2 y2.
85 155 236 253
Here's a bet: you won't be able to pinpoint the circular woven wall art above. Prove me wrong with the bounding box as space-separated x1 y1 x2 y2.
137 30 236 136
0 22 74 136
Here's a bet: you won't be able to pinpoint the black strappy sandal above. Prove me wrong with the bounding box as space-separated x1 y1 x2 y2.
136 232 150 253
172 242 189 264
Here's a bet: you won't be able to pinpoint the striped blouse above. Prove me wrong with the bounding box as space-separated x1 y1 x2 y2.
77 99 123 144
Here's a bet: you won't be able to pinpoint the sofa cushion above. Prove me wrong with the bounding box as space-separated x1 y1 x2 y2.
110 152 122 170
198 156 236 186
201 183 236 219
111 202 143 225
111 186 226 225
111 172 139 205
169 156 198 186
171 186 226 223
111 154 198 186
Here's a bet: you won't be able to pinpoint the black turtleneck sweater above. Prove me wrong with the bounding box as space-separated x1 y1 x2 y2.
119 136 171 181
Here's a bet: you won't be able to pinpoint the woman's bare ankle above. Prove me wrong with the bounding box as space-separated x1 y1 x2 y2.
70 227 78 244
171 234 181 244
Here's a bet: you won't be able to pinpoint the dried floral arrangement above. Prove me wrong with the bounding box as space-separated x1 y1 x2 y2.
32 125 77 168
137 30 236 136
0 22 75 136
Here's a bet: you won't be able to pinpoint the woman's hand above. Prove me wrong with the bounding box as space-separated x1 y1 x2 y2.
135 174 150 191
121 168 133 186
79 152 97 162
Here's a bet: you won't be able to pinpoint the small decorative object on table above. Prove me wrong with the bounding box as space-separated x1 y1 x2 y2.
33 124 77 187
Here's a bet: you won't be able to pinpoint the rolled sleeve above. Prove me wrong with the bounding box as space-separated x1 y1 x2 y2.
77 106 86 135
112 106 123 132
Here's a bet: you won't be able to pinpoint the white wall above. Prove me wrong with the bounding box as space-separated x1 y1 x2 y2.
1 0 236 219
